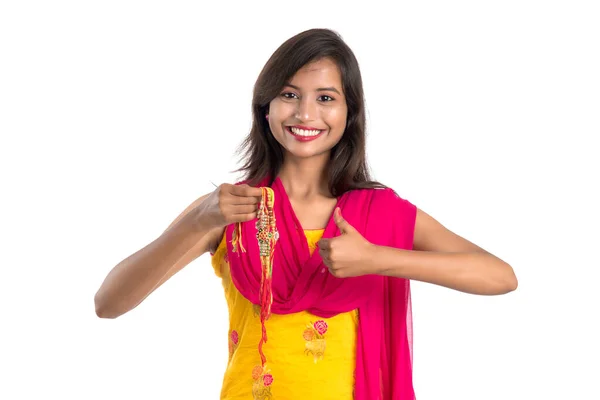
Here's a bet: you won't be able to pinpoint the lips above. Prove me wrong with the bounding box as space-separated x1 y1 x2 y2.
290 124 323 131
285 126 325 142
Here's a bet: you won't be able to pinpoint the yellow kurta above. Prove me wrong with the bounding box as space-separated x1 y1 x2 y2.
211 229 357 399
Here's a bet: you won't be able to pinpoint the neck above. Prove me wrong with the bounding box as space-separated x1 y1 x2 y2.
277 153 332 200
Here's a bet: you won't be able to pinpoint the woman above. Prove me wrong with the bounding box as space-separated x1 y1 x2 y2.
95 28 518 400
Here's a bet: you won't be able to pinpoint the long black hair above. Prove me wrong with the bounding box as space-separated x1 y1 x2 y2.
236 28 385 196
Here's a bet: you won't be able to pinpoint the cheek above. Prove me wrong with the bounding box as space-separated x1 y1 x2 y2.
325 107 348 131
266 102 281 133
268 99 293 121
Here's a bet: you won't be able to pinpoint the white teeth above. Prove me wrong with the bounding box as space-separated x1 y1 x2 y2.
290 127 322 137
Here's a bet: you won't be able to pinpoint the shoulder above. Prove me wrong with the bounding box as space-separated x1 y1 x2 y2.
378 187 418 231
346 186 417 225
350 186 416 212
345 187 417 248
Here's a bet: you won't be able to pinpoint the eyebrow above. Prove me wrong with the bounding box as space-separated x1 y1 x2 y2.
284 83 341 95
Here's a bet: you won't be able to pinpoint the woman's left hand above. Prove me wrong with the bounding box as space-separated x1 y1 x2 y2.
317 208 376 278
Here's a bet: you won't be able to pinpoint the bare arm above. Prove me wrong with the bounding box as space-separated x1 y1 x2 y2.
94 194 221 319
375 209 518 295
94 183 262 319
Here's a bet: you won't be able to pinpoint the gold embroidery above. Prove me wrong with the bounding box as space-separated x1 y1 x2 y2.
252 365 273 400
304 320 328 363
252 303 261 318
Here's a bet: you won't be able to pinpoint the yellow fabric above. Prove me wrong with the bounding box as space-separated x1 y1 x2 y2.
211 229 358 400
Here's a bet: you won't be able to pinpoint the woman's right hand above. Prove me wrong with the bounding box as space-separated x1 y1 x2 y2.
194 183 263 230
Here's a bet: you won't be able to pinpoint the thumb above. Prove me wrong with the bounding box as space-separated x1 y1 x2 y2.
334 207 355 234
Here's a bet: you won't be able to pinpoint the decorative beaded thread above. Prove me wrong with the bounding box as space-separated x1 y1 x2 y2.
231 187 278 383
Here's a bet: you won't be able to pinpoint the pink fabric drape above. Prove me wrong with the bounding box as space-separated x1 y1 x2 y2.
226 176 417 399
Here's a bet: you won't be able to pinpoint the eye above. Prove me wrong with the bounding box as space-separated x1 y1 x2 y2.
318 95 334 102
281 92 298 99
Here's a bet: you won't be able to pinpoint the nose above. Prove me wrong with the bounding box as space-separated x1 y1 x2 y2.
295 97 318 122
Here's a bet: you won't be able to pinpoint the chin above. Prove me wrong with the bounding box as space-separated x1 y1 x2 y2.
284 146 332 160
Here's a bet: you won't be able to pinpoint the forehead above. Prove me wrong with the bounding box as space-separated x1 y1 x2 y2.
288 58 342 88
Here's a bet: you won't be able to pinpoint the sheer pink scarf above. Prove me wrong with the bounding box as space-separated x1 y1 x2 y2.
226 176 416 399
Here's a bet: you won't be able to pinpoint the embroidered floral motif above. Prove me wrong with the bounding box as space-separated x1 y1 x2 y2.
314 320 328 335
302 328 315 341
228 330 239 360
251 365 263 381
251 364 273 400
304 320 328 363
263 374 274 386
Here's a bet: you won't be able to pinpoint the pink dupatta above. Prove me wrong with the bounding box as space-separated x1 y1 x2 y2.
226 176 417 399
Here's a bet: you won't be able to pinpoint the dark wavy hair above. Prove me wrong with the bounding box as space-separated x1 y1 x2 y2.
235 28 386 197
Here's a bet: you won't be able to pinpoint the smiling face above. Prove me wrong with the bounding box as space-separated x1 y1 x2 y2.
267 57 348 161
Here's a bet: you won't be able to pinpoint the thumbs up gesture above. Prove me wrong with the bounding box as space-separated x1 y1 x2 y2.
317 207 376 278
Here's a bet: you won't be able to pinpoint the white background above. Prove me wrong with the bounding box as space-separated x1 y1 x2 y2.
1 1 599 399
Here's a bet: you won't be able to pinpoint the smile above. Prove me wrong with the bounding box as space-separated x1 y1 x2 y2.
285 126 325 142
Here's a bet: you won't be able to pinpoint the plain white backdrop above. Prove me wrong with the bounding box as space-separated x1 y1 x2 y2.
1 1 599 399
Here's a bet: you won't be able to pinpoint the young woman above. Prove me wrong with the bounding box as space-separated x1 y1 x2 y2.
95 28 518 400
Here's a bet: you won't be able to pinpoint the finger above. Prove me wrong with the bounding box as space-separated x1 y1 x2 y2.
230 204 260 215
230 184 264 198
329 266 344 278
230 212 258 223
334 208 355 234
317 238 331 250
222 197 259 207
319 251 332 267
318 247 327 258
220 186 261 205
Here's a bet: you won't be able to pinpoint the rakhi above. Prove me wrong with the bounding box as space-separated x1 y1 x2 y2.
231 187 279 390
